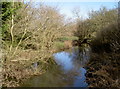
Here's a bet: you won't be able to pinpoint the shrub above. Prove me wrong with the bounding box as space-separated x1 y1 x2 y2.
91 22 120 53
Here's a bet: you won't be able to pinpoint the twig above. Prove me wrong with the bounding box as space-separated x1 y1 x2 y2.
11 28 27 58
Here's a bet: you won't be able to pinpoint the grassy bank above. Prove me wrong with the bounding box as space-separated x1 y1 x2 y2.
54 36 78 52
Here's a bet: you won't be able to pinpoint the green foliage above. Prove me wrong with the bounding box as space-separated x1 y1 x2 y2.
1 2 13 22
1 2 24 41
1 2 23 21
54 41 65 50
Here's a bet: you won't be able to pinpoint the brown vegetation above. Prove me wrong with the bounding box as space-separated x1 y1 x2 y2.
64 40 73 49
1 1 119 87
86 52 120 88
1 2 68 87
73 7 120 88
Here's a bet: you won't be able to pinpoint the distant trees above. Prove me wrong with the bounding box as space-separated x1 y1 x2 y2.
74 7 118 49
74 19 92 44
89 8 119 53
88 7 117 33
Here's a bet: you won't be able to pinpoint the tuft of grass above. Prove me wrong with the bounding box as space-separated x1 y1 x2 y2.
54 36 78 51
54 41 65 50
57 36 78 42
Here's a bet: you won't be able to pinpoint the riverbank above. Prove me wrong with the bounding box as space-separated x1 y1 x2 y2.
86 52 120 88
2 61 45 87
2 39 75 87
2 56 57 87
20 49 88 87
53 36 78 52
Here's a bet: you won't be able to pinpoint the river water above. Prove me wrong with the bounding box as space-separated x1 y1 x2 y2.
21 47 91 87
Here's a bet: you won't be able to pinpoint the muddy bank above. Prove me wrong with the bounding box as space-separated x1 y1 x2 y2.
85 52 120 88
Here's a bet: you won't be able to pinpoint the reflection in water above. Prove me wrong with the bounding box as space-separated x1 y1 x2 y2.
53 52 74 72
21 65 74 87
72 47 91 67
21 47 90 87
73 68 87 87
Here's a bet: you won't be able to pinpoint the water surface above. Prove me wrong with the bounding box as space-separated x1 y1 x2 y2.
21 48 90 87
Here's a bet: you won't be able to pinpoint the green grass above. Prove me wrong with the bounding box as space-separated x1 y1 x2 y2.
54 36 78 51
54 41 64 50
57 36 78 42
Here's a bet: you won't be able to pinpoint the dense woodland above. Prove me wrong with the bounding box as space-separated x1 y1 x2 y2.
1 1 120 87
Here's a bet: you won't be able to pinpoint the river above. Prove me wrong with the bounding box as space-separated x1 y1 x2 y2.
21 47 91 87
